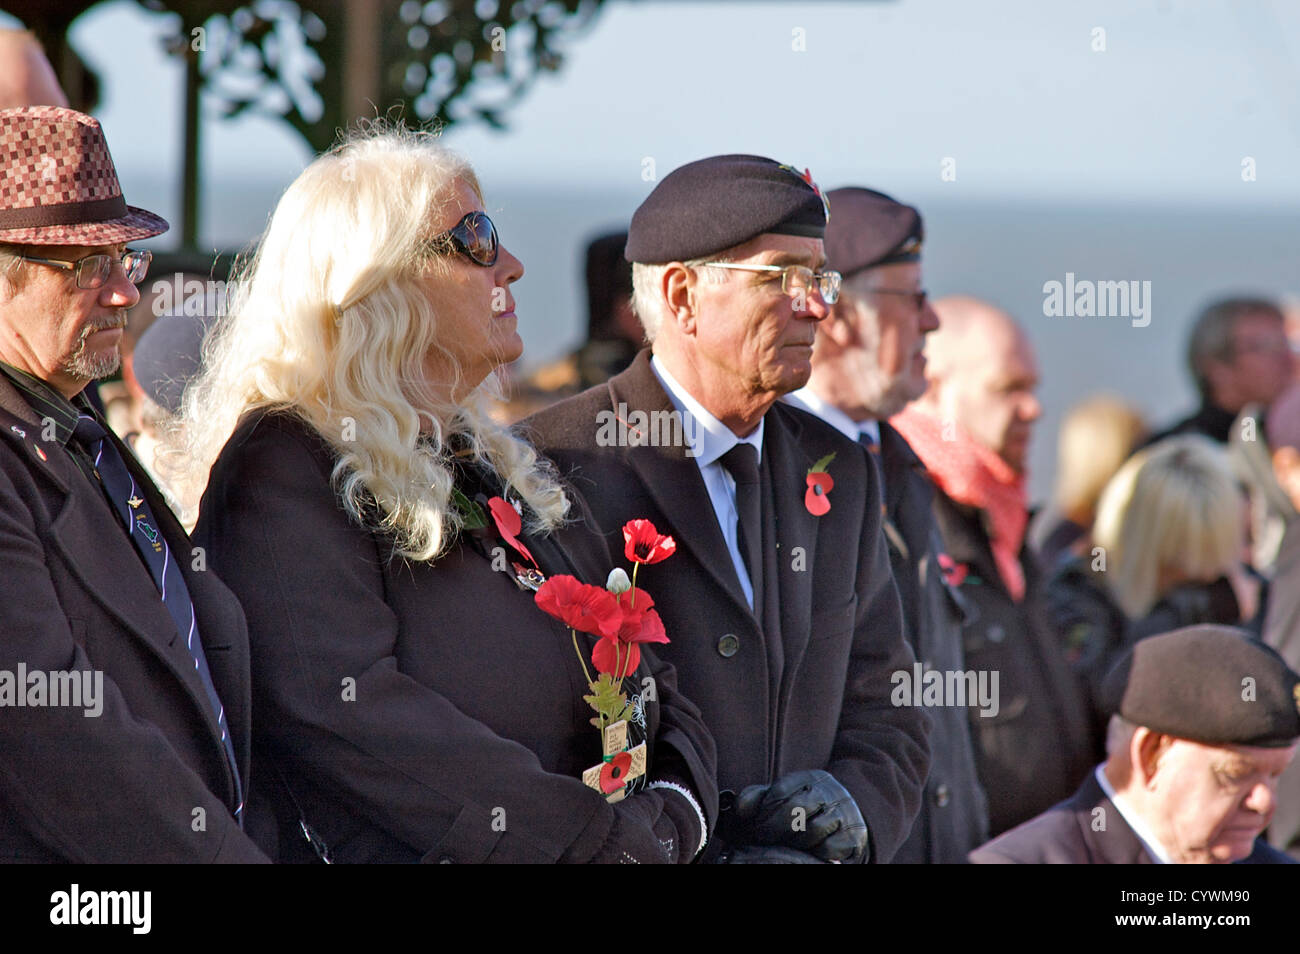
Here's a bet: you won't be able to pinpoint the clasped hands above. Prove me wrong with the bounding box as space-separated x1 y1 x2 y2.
714 769 870 864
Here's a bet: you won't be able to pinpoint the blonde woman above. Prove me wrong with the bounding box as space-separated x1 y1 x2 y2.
1033 394 1146 568
1046 435 1261 743
171 125 715 863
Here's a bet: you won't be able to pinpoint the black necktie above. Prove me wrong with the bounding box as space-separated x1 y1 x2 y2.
720 443 762 609
859 431 887 504
73 413 244 823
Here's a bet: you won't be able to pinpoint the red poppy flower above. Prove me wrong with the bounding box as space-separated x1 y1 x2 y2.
937 552 969 587
535 575 622 640
592 636 641 677
488 495 535 566
614 588 669 645
623 519 677 565
805 472 833 516
599 751 634 794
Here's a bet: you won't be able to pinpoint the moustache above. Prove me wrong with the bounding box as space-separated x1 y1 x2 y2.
80 314 128 338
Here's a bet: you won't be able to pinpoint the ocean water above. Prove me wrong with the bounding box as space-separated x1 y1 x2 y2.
127 173 1300 500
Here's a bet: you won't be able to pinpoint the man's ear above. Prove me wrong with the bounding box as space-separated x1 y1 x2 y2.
662 263 698 336
1132 727 1171 788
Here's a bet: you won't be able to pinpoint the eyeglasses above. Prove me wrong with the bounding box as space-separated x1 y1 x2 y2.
866 287 928 310
428 211 499 267
17 248 152 290
700 261 842 305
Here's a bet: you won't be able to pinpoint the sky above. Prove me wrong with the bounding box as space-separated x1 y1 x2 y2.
21 0 1300 214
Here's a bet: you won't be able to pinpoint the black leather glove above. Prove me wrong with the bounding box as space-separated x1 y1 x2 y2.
724 769 870 863
712 845 826 863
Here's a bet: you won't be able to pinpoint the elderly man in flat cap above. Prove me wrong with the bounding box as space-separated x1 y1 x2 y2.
971 625 1298 863
0 106 267 861
526 155 929 863
787 187 988 863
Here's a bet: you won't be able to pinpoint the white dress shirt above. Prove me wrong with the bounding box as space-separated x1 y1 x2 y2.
1094 763 1170 863
651 356 763 608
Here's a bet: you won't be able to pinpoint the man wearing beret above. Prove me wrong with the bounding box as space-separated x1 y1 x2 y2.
970 625 1298 863
0 106 267 861
526 155 929 863
787 187 989 863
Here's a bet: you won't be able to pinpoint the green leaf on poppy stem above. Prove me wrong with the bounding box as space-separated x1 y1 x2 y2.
583 672 629 726
451 487 487 529
809 452 836 473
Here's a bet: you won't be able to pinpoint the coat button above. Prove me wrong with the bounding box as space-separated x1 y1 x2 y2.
717 634 740 657
933 783 951 808
987 624 1005 643
438 855 455 864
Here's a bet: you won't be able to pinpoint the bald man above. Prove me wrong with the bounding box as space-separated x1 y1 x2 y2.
0 30 68 109
892 296 1093 837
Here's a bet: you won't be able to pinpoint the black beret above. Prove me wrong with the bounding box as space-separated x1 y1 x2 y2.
133 312 211 415
1100 625 1300 748
625 154 829 264
823 187 923 279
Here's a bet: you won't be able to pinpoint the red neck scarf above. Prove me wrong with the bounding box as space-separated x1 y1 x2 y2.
890 406 1028 602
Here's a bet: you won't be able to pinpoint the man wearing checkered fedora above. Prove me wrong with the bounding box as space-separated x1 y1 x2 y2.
0 106 268 861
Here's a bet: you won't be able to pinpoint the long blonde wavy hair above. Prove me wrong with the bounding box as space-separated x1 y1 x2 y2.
167 123 569 561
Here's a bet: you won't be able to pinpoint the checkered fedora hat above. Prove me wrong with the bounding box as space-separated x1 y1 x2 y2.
0 105 167 245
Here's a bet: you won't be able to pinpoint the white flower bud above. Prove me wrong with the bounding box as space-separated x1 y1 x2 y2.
605 567 631 594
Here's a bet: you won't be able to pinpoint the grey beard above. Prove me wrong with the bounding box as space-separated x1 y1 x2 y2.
59 318 124 382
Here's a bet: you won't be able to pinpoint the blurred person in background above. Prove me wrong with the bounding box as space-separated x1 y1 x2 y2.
1046 435 1262 752
498 230 643 422
1031 394 1146 570
132 307 215 527
1146 297 1293 447
787 186 988 863
174 124 717 863
0 29 68 109
893 295 1092 837
1229 382 1300 578
971 625 1298 865
1237 383 1300 856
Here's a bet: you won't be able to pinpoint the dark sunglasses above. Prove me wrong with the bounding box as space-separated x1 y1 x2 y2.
428 211 498 267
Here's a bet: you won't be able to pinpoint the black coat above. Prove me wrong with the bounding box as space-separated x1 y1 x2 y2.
1046 557 1250 759
970 771 1294 864
524 352 931 863
194 410 717 863
0 376 265 862
930 492 1095 837
876 423 989 863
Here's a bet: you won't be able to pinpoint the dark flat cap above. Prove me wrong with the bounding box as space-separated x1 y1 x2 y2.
1100 625 1300 748
625 154 829 264
824 187 923 279
133 312 212 415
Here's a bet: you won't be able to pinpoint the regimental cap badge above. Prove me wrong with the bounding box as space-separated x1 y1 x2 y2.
778 163 830 223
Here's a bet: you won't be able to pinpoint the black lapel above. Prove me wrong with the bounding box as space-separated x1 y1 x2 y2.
1073 772 1154 864
763 404 819 702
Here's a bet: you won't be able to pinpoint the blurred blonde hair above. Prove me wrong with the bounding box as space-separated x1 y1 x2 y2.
166 122 568 562
1053 395 1147 524
1091 435 1241 618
